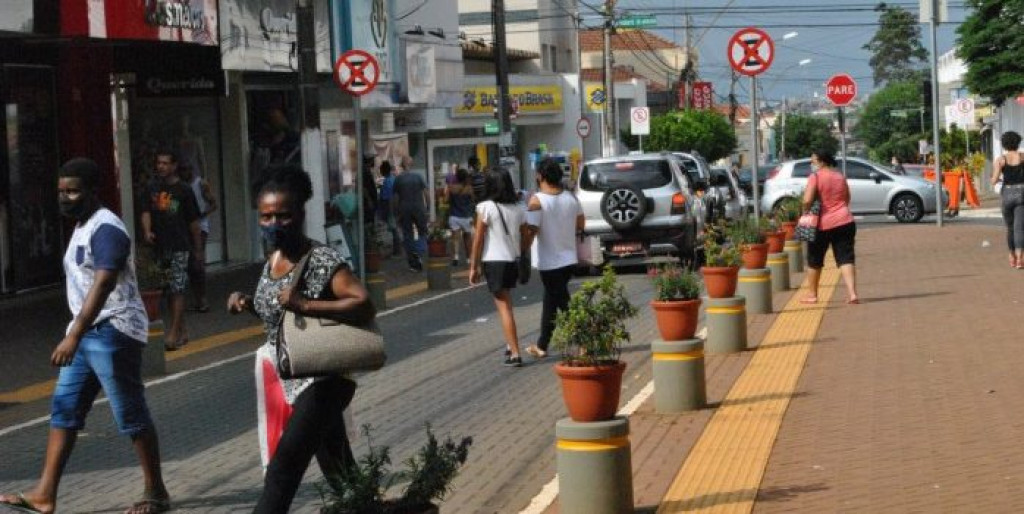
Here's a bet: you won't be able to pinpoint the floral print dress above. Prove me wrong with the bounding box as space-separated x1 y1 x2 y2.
252 243 346 469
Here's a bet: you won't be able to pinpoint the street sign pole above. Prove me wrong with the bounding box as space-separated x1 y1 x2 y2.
929 0 944 227
639 134 643 153
354 97 364 280
839 107 847 178
751 75 760 220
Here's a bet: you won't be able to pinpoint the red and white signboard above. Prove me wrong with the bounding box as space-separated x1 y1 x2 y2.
826 74 858 107
333 49 381 97
631 107 650 136
728 27 774 76
691 82 714 110
576 117 592 138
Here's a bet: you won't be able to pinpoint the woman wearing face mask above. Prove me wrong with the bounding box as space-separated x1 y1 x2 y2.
225 165 375 512
801 149 860 305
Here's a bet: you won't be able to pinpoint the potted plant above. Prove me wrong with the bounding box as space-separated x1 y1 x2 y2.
551 266 638 422
364 221 386 274
727 217 768 269
775 197 802 241
760 215 786 253
134 244 168 321
649 263 702 341
700 224 741 299
320 425 473 514
426 223 450 258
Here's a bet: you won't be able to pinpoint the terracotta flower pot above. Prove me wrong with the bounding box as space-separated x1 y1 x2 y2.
701 266 739 298
427 239 448 258
765 231 785 253
554 361 627 422
364 249 382 273
141 289 162 322
650 299 702 341
740 243 769 269
780 221 797 241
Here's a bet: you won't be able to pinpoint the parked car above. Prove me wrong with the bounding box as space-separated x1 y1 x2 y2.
737 165 775 197
576 153 702 265
709 166 750 220
759 157 949 223
671 151 728 224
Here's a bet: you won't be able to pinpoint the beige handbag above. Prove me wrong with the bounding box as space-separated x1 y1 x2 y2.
276 250 386 379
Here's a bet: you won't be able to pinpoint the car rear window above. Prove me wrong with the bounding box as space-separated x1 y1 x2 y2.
792 161 813 178
580 160 673 191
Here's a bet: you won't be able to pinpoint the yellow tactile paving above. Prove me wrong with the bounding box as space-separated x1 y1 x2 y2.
658 266 840 513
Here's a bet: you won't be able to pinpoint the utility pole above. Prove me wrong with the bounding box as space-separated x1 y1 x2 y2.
780 97 787 160
602 0 617 156
296 0 328 250
927 0 944 227
492 0 517 182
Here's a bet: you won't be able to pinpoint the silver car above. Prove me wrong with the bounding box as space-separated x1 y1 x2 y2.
759 157 947 223
577 153 702 264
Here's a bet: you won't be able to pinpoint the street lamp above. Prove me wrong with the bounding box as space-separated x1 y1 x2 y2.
783 31 799 40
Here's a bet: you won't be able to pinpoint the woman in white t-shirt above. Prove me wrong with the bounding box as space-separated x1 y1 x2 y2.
469 168 529 367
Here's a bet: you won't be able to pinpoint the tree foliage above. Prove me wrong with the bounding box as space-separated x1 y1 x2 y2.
862 2 928 86
631 109 737 162
773 114 838 159
956 0 1024 105
855 80 928 161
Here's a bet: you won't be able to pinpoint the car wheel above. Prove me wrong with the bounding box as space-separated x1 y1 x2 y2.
600 184 648 231
892 193 924 223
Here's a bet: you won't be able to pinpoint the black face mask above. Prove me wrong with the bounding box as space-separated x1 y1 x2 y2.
260 222 304 251
59 199 91 220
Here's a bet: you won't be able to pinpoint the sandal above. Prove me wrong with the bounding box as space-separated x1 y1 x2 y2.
0 493 47 513
799 296 818 304
124 497 171 514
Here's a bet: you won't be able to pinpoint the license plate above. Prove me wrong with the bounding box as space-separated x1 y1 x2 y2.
611 242 642 255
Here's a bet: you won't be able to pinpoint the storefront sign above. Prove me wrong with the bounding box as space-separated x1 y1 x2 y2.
0 2 32 32
334 0 395 83
453 85 563 117
585 84 606 113
220 0 331 72
136 71 225 97
64 0 218 45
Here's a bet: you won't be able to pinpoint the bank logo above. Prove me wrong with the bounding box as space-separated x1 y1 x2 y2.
463 91 477 110
371 0 388 49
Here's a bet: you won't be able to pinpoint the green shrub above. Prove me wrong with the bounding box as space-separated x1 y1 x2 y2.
551 266 638 367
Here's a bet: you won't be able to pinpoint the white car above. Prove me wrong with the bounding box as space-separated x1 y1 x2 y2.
759 158 948 223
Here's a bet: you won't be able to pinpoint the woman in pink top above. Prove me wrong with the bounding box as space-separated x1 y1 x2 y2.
801 150 860 304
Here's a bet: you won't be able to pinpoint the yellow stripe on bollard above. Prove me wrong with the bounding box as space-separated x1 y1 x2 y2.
366 278 385 284
652 351 704 361
767 259 788 265
706 306 744 314
557 435 631 452
428 262 448 269
738 276 770 283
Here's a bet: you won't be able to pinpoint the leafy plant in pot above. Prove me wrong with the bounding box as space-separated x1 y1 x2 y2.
364 221 386 274
759 215 785 253
775 197 802 241
320 424 473 514
701 223 741 299
649 263 702 341
426 223 450 258
134 244 168 322
551 266 638 422
727 217 768 269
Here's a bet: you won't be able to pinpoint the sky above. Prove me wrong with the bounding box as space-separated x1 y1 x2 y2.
592 0 970 105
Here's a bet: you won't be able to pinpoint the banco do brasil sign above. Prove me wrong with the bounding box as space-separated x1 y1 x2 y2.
454 85 563 117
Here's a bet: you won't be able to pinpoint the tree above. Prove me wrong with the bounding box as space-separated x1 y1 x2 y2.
862 3 928 86
632 109 737 162
854 80 928 160
773 114 838 159
957 0 1024 106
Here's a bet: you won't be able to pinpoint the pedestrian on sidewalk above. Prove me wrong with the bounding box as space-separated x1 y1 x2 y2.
802 149 860 304
376 160 402 258
226 164 375 513
445 167 475 266
469 168 529 367
0 158 171 514
178 162 217 313
522 158 584 359
991 131 1024 269
139 149 202 350
393 162 429 272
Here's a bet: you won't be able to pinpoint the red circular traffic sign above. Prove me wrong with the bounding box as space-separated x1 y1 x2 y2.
333 49 380 97
826 73 858 107
576 117 591 138
728 27 774 76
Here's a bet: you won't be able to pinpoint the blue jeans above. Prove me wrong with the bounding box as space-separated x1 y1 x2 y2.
1001 186 1024 252
50 321 153 436
399 208 427 261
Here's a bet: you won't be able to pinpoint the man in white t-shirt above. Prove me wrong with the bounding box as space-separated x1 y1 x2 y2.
0 158 170 514
523 158 585 359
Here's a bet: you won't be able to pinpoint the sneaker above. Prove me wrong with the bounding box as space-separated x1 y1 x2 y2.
525 345 547 359
452 258 460 267
503 355 522 367
409 258 423 272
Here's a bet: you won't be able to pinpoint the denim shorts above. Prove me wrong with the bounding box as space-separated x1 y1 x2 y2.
51 321 153 436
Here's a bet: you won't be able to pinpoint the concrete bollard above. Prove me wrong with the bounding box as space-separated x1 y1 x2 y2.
737 268 772 314
142 319 166 377
705 296 747 353
556 417 633 514
426 257 451 290
784 240 804 274
365 271 387 311
651 339 706 412
767 252 790 292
